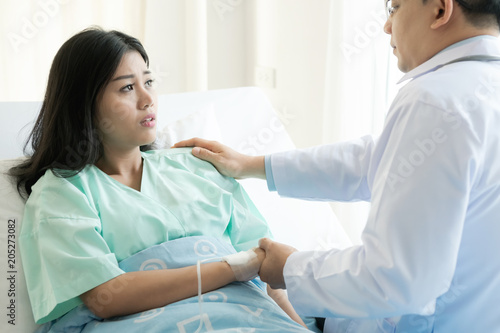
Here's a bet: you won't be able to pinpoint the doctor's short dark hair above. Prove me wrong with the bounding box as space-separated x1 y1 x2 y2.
10 27 154 197
424 0 500 28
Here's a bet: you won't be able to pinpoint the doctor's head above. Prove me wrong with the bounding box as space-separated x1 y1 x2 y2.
13 27 155 196
383 0 500 73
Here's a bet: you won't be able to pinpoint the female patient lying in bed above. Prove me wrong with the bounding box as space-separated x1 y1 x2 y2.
9 27 317 332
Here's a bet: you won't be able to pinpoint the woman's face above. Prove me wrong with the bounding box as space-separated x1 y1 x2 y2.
96 51 158 152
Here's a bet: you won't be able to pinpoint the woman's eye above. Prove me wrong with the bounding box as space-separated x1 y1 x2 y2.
145 79 155 87
121 84 134 92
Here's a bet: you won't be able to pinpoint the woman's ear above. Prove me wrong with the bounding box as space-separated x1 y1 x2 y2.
430 0 454 29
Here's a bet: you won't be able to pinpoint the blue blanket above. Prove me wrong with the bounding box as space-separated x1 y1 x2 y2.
36 236 318 332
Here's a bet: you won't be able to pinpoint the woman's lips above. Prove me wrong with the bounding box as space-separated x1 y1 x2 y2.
140 113 156 127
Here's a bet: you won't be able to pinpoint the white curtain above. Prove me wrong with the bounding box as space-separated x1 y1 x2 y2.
0 0 256 100
0 0 400 243
0 0 149 101
322 0 400 243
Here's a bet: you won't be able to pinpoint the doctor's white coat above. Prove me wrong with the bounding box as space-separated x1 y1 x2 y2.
267 36 500 332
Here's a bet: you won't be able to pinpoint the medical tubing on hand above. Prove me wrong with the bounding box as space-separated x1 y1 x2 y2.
221 247 260 281
194 259 204 333
194 248 259 332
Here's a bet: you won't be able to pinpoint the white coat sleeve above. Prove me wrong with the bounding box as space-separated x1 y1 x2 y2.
282 100 475 318
270 136 375 201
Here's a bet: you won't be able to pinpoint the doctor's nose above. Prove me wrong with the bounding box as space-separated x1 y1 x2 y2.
384 19 392 35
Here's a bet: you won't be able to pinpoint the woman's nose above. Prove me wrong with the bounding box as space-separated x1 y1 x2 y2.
139 88 154 110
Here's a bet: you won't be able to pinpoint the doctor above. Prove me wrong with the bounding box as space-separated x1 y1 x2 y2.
175 0 500 331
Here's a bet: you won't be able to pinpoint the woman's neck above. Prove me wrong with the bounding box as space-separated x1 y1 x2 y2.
95 147 144 191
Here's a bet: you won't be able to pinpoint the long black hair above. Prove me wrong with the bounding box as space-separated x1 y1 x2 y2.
10 27 154 198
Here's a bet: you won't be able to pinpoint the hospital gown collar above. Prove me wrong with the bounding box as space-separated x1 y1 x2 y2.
397 35 500 84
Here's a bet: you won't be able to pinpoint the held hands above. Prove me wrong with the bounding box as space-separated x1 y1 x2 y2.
220 238 298 286
222 247 265 281
172 138 266 179
258 238 297 289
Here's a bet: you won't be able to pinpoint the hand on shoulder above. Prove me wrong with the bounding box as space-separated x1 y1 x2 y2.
173 138 266 179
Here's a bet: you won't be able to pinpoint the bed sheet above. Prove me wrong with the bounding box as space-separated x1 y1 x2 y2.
35 236 319 333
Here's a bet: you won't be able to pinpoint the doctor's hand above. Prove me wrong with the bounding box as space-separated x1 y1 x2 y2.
258 238 298 289
172 138 266 179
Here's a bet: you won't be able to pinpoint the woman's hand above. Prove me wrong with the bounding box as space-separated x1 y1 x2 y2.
172 138 266 179
222 247 266 281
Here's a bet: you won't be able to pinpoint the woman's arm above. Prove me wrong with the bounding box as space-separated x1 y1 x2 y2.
267 285 307 328
81 261 235 319
82 247 266 319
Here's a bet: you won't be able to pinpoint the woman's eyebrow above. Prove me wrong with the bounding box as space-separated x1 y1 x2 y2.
112 70 152 81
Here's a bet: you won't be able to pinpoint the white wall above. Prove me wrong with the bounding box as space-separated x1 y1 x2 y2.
252 0 330 149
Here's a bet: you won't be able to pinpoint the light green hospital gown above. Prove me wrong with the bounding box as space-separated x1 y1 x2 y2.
19 148 272 324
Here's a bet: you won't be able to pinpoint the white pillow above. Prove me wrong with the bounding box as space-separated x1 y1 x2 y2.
156 104 222 148
0 158 39 332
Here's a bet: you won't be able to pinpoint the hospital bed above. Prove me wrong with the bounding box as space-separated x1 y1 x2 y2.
0 87 351 332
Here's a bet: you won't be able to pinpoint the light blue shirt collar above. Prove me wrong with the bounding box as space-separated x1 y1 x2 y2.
439 35 497 53
398 35 500 84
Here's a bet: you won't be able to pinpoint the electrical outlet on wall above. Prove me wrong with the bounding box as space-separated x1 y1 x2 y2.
255 66 276 89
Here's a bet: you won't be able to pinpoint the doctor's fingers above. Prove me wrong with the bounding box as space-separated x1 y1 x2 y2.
258 237 273 251
253 247 266 265
258 238 297 270
259 238 297 256
173 137 244 177
172 137 219 150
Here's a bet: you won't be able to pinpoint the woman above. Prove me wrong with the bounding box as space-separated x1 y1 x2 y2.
11 27 312 331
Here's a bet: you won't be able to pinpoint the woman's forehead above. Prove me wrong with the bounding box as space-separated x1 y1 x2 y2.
113 51 148 76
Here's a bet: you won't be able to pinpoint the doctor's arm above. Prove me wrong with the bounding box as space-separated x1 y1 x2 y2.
174 136 376 202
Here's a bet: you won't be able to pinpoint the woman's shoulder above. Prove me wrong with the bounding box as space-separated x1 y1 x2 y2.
142 148 235 187
25 165 99 222
142 148 212 168
31 165 94 195
142 147 193 158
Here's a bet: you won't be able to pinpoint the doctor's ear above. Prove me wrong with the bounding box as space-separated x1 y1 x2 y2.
430 0 455 29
